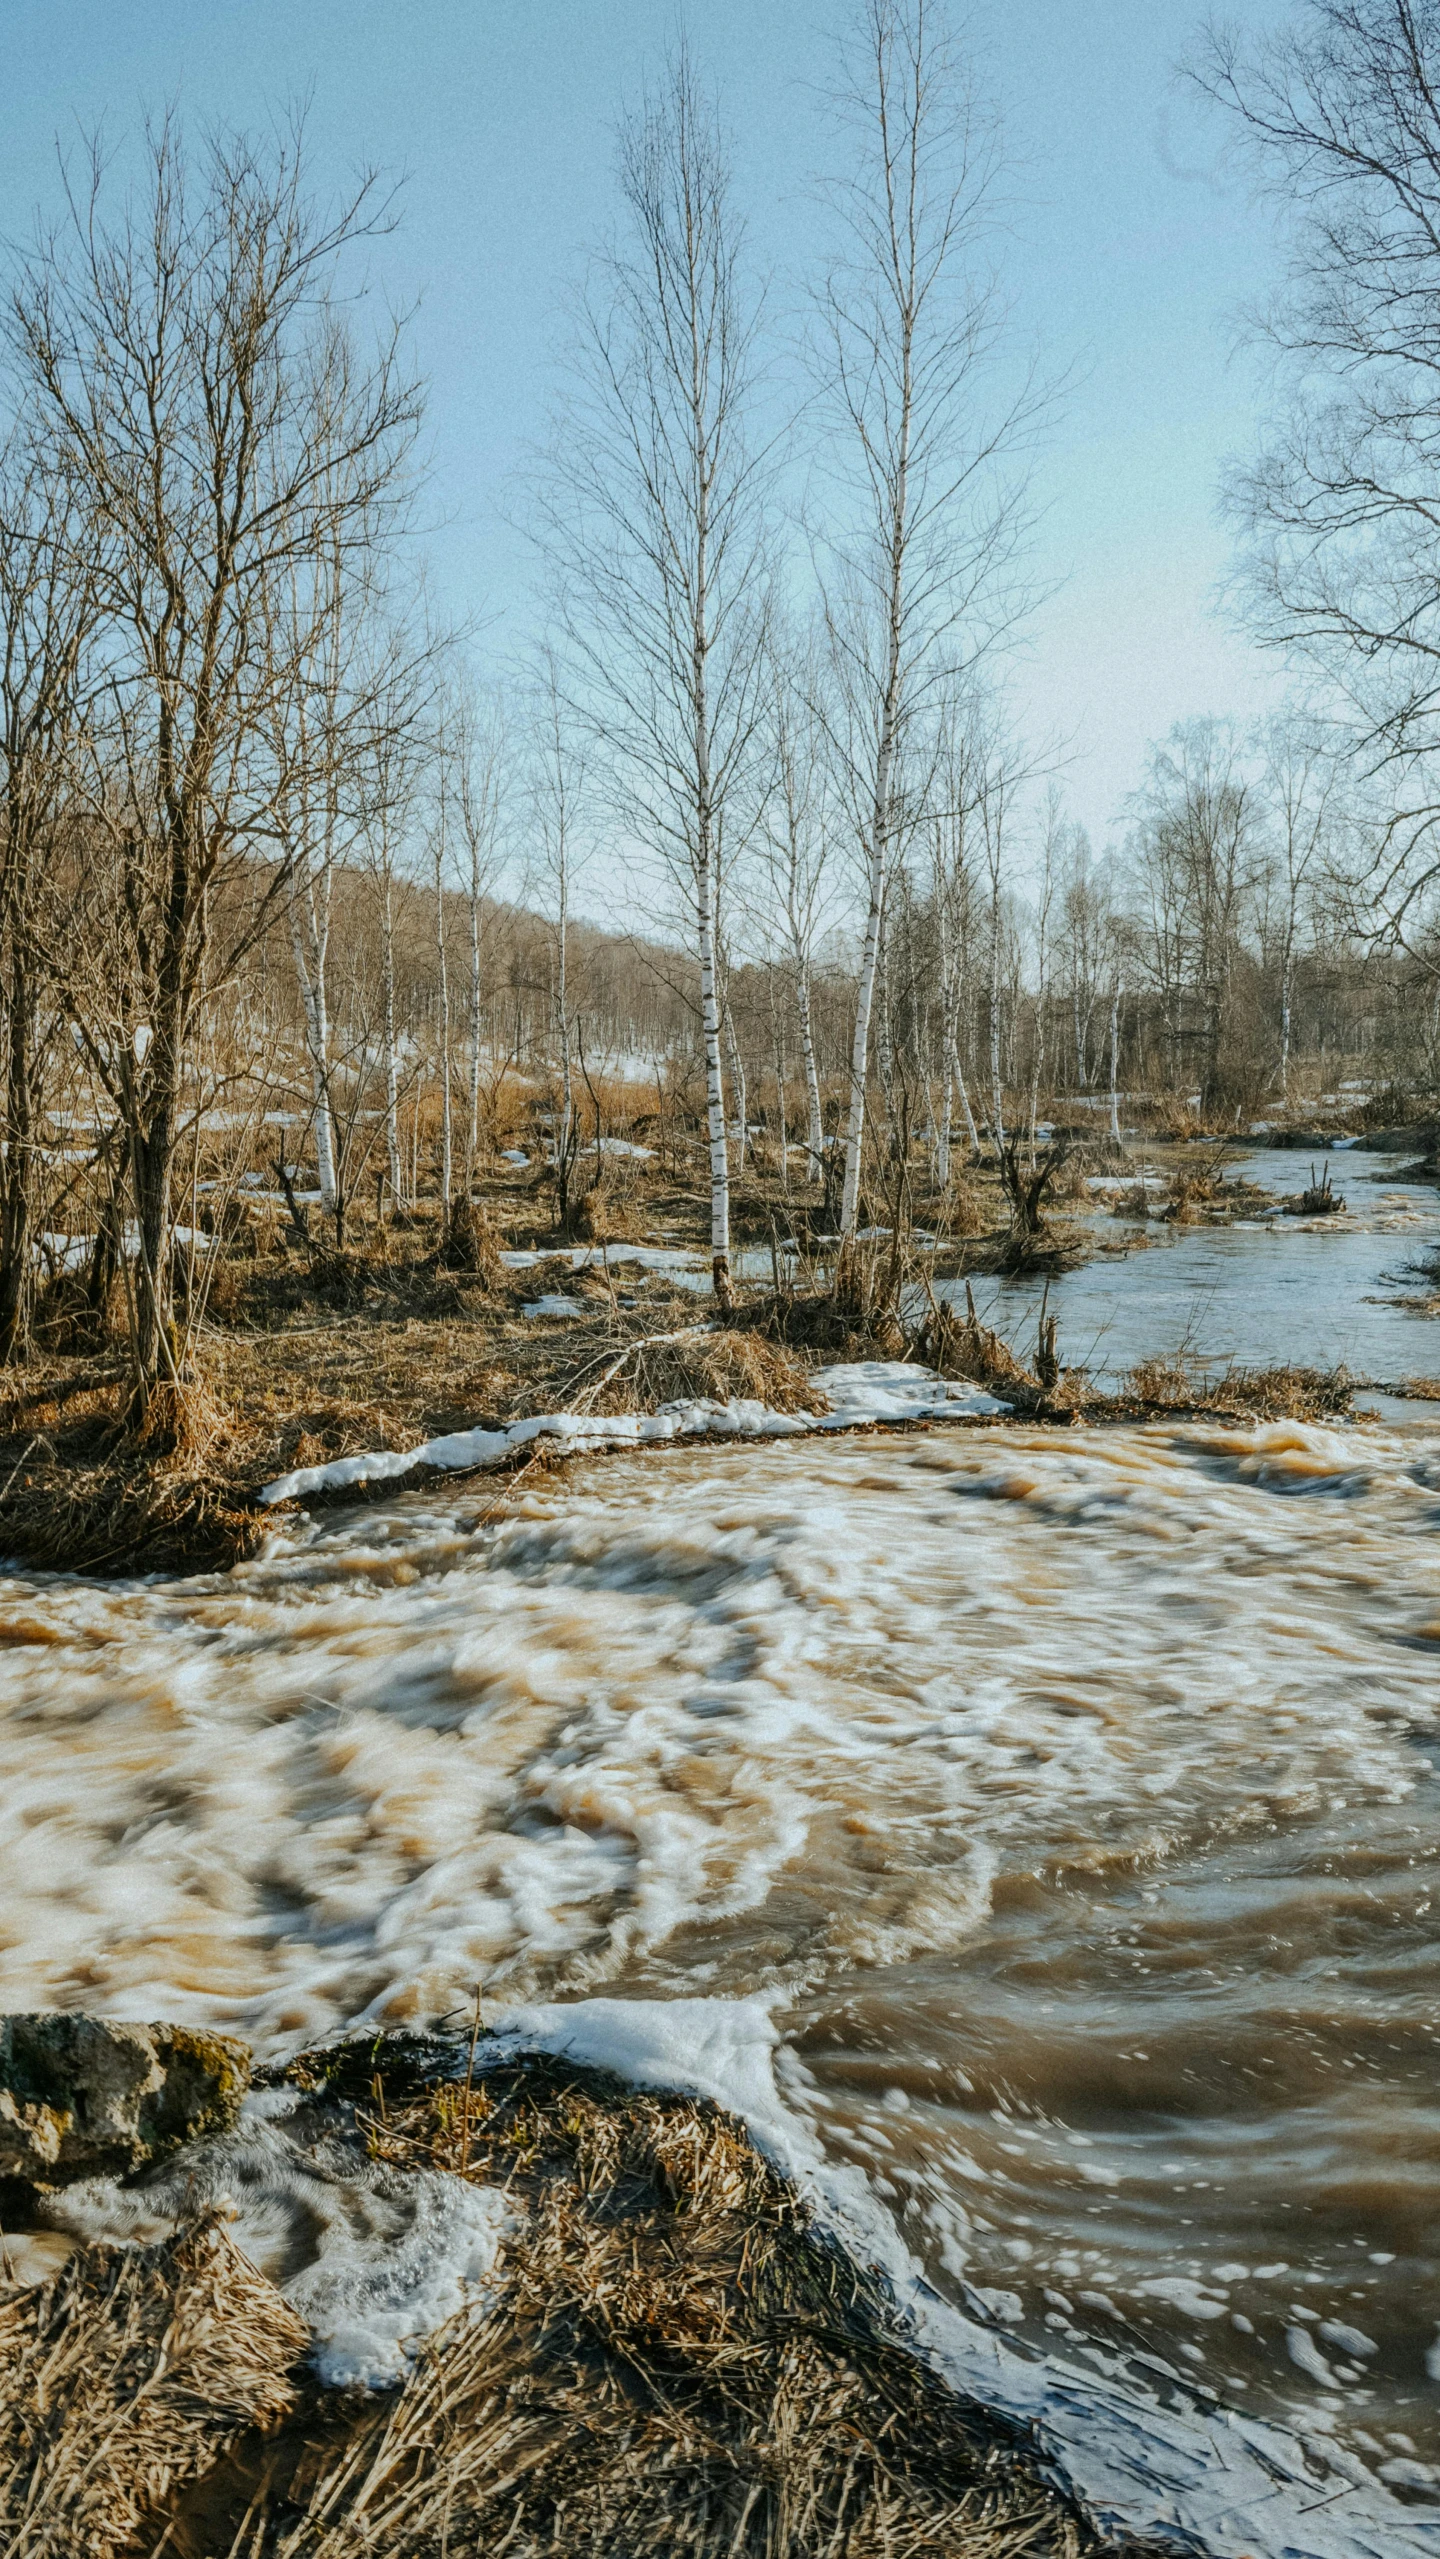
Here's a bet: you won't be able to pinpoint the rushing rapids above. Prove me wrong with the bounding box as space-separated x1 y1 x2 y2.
2 1398 1439 2536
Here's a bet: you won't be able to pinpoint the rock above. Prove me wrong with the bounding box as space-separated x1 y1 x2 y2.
0 2014 250 2186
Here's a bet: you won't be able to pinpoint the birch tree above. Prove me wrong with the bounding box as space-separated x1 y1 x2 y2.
541 48 769 1305
454 690 506 1171
527 646 588 1218
816 0 1042 1236
1259 713 1338 1097
761 639 832 1177
1196 3 1440 937
927 694 983 1182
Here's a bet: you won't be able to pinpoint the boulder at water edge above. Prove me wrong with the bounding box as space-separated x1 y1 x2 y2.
0 2013 250 2184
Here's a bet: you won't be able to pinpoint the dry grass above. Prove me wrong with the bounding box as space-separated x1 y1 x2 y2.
913 1286 1082 1418
436 1195 506 1283
145 2045 1130 2559
0 1109 1395 1574
1122 1357 1353 1421
1279 1164 1347 1217
0 2216 305 2558
758 1236 909 1360
571 1324 825 1418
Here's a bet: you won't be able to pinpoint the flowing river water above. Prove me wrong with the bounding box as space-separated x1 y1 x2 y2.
3 1151 1440 2546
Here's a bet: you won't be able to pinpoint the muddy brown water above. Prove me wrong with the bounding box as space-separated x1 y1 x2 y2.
3 1379 1439 2506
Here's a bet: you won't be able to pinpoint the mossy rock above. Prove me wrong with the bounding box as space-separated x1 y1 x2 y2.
0 2014 251 2186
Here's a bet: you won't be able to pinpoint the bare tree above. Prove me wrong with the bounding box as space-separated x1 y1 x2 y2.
0 433 93 1358
760 633 834 1178
540 47 770 1305
1258 711 1340 1095
8 114 420 1411
1135 721 1262 1109
1026 785 1062 1146
451 687 506 1173
814 0 1044 1235
1196 2 1440 940
526 643 591 1221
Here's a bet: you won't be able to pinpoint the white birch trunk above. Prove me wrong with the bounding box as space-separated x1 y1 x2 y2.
436 840 453 1207
287 879 338 1219
1108 983 1122 1145
382 887 404 1211
988 891 1005 1156
796 964 823 1178
840 838 889 1233
469 883 483 1166
697 845 731 1302
723 994 747 1170
556 855 573 1172
839 325 910 1236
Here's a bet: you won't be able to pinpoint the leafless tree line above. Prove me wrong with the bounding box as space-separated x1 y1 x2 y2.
4 0 1440 1414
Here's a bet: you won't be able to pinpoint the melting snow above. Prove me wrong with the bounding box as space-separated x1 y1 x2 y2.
257 1361 1009 1505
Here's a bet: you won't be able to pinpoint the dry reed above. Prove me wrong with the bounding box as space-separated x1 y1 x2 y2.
0 2216 305 2558
146 2046 1127 2558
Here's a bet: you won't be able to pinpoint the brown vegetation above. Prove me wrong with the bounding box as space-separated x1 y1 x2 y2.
0 2217 306 2557
136 2042 1128 2559
0 1102 1402 1575
1119 1358 1353 1422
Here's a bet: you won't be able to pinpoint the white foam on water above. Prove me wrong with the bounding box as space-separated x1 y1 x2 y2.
44 2099 512 2391
5 1411 1440 2541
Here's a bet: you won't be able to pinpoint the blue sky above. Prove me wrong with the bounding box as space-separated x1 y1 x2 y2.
3 0 1296 855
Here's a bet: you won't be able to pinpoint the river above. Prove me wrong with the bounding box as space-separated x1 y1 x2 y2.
2 1168 1439 2545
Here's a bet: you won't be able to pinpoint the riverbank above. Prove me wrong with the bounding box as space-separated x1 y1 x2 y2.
2 1113 1435 1576
0 2018 1135 2559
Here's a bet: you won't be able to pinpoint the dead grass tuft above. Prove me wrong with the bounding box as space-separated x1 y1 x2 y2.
564 1178 646 1244
1124 1357 1353 1420
0 2215 305 2558
759 1236 908 1359
129 1373 231 1463
148 2047 1116 2559
437 1195 506 1285
575 1323 825 1417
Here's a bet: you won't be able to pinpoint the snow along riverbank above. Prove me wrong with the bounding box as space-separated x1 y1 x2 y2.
257 1359 1010 1506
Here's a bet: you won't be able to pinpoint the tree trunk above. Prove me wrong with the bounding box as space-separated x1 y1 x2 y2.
0 957 35 1361
723 991 747 1171
468 880 483 1168
796 963 823 1181
436 867 453 1207
840 838 888 1233
988 899 1005 1158
382 887 404 1212
697 842 732 1307
287 884 338 1223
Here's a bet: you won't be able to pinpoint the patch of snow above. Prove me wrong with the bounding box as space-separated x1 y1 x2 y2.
257 1361 1008 1505
500 1244 702 1272
500 1148 530 1166
812 1362 1006 1428
522 1295 585 1319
